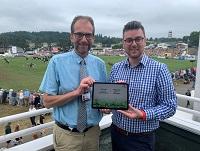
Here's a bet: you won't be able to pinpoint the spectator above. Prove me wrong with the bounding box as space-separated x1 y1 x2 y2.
11 90 17 106
29 92 35 105
8 89 13 105
185 89 191 108
34 93 40 109
0 88 3 104
29 104 37 126
18 90 24 106
39 114 45 124
32 133 38 140
2 89 8 104
23 89 30 107
13 124 23 145
5 122 12 148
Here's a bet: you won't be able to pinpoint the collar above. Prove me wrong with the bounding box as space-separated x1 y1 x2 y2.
124 54 148 68
72 49 89 64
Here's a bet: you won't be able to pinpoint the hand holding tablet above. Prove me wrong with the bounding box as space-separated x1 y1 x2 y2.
92 82 129 110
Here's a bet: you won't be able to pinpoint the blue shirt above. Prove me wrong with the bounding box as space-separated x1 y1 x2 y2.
109 54 177 133
39 50 107 128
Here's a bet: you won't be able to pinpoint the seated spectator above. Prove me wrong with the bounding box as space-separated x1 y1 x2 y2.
13 124 23 145
5 122 12 148
32 133 38 140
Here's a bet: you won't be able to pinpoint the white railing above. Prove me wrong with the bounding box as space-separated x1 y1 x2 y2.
0 108 54 144
0 122 54 143
176 94 200 117
0 108 53 125
176 94 200 103
0 94 200 149
177 106 200 117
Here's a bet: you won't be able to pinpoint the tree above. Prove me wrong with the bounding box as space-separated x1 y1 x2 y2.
189 31 199 47
183 36 190 44
112 43 123 49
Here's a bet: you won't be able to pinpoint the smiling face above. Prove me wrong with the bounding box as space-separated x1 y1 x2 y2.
123 29 146 62
70 19 94 58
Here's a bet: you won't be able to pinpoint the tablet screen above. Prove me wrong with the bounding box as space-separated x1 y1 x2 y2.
92 82 128 110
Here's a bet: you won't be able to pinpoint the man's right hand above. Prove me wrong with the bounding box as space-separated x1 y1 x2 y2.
74 76 95 96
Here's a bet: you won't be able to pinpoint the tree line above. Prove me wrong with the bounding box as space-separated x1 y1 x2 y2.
0 31 121 50
0 31 199 50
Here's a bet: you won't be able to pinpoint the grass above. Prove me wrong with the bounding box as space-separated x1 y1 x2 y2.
0 55 196 90
0 57 47 90
99 55 125 73
153 57 197 72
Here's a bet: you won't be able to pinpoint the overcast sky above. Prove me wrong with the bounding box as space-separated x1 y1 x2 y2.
0 0 199 38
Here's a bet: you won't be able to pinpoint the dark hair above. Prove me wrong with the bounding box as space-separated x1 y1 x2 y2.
123 21 145 37
71 15 95 35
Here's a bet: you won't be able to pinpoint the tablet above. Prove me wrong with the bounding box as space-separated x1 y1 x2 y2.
92 82 128 110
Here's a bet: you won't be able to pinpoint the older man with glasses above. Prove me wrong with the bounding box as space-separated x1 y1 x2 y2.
39 15 107 151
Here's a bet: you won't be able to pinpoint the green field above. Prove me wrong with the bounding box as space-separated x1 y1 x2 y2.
0 55 197 90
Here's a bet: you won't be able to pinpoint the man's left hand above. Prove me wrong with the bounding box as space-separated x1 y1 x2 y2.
118 104 143 119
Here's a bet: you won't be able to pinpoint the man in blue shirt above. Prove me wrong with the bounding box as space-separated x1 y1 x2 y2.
109 21 177 151
39 16 107 151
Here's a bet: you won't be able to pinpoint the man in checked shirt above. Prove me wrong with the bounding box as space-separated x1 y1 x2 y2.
108 21 177 151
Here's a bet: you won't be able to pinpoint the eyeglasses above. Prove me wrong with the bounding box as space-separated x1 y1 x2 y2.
124 37 144 45
73 32 94 40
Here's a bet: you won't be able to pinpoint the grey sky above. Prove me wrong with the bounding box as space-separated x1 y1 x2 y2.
0 0 199 38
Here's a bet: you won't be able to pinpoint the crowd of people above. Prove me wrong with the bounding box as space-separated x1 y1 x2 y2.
171 67 196 87
0 88 43 107
0 88 47 126
1 88 47 148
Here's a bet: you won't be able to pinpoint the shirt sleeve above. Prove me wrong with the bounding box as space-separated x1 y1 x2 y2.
109 64 116 82
144 64 177 121
39 58 59 95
